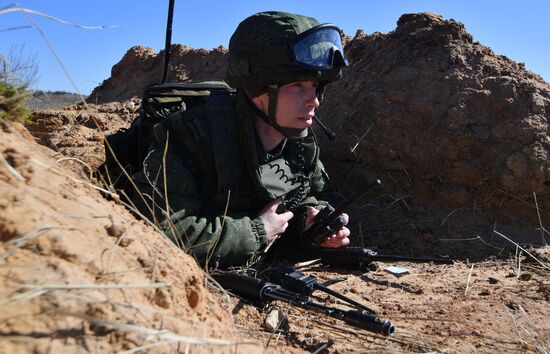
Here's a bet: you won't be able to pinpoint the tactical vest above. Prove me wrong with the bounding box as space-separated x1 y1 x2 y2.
152 90 319 214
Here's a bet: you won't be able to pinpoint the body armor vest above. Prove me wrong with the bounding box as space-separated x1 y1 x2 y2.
153 91 319 214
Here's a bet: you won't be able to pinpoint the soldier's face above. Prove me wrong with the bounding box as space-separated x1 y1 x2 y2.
275 81 320 129
251 81 320 130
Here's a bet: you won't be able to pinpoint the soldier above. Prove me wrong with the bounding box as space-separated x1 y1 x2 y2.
133 11 350 268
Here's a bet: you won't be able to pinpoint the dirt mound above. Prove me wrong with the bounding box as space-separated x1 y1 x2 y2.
317 13 550 236
88 45 228 104
25 99 141 178
0 118 260 353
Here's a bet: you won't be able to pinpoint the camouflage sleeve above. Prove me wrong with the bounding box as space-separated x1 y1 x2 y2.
132 142 268 268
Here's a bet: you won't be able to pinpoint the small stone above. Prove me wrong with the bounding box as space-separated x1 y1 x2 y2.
106 218 125 237
118 237 133 247
506 302 519 310
138 257 153 268
478 289 491 296
153 288 171 309
518 273 532 281
264 308 286 332
488 277 499 284
124 101 136 112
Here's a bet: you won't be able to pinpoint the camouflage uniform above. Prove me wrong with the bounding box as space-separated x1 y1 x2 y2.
132 90 330 267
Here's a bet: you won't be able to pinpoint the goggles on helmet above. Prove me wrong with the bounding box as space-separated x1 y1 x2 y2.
289 24 350 70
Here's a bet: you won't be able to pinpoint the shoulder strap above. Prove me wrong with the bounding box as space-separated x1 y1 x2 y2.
153 91 242 209
206 92 242 207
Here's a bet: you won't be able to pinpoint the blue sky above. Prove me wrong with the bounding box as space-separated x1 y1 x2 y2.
1 1 549 95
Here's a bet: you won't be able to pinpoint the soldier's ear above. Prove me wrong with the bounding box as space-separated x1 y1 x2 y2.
251 93 269 114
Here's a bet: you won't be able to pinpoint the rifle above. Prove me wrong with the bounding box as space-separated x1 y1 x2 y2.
321 247 454 272
261 266 375 313
213 272 395 336
302 179 382 246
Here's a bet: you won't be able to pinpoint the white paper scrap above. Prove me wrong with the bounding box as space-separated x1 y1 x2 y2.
385 266 410 276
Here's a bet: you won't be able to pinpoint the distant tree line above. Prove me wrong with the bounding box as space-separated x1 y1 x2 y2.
32 90 79 96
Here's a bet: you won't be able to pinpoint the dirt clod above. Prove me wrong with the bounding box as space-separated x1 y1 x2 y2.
105 220 125 237
518 272 533 281
153 288 172 309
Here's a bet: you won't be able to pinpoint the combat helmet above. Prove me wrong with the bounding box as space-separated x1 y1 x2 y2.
227 11 349 139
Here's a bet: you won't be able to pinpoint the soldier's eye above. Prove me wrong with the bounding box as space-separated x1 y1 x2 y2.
288 83 304 93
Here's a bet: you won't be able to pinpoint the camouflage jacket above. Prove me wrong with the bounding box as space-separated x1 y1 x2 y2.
132 90 330 267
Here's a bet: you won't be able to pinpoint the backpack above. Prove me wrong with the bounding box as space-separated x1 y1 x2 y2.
98 81 236 201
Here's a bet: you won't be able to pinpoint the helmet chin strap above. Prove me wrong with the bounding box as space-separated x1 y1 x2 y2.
266 85 308 139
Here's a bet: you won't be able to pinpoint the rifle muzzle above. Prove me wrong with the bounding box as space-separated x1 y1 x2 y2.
344 310 395 336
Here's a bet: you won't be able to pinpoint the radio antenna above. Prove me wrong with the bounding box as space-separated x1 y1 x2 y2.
161 0 175 84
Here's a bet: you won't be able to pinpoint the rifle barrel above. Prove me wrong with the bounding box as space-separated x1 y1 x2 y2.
369 255 454 264
263 286 395 336
321 247 454 268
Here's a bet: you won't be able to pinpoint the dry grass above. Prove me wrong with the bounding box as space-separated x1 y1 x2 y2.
55 157 93 179
72 313 260 351
464 262 475 296
31 157 118 197
533 192 549 246
507 303 550 354
493 230 550 271
0 282 170 307
0 223 76 262
0 150 25 182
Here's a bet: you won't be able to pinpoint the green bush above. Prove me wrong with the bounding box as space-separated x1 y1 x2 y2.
0 81 31 124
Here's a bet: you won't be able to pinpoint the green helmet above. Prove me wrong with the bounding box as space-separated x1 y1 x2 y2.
227 11 348 90
227 11 349 139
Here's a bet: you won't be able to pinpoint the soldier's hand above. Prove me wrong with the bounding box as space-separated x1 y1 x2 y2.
305 207 350 248
260 199 294 242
